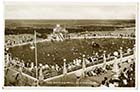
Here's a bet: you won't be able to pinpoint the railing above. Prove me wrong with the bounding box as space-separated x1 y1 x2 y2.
5 49 134 80
5 50 135 86
43 54 134 82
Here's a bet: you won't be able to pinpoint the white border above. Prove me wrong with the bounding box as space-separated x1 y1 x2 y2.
1 0 140 92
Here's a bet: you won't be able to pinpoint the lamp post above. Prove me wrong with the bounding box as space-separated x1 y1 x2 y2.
63 59 67 75
113 51 120 79
5 47 10 66
39 64 44 85
119 47 123 65
63 58 67 85
30 62 34 70
5 53 9 66
103 51 106 70
82 54 86 77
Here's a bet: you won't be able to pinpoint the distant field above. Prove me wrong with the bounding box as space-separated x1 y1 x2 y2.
8 38 135 65
5 19 135 28
5 19 135 35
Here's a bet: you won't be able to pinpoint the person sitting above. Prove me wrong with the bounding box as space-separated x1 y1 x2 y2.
100 80 107 87
109 79 115 87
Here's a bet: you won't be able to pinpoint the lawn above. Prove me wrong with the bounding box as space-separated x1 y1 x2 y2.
8 38 135 66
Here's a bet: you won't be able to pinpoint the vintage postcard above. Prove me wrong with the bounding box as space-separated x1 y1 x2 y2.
4 2 137 88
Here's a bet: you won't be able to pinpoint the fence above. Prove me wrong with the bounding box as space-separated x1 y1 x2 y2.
4 45 135 86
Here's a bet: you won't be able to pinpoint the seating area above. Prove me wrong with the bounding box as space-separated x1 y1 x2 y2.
99 61 135 87
5 34 34 47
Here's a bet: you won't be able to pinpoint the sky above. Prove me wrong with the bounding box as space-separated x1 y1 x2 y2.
5 2 137 19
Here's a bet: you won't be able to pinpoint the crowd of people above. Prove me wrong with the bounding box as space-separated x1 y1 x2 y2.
4 28 135 86
5 34 34 47
99 61 135 87
5 45 134 82
84 58 135 87
5 27 135 48
69 28 135 39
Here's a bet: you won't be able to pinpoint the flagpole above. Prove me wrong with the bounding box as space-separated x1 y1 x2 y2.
34 30 38 86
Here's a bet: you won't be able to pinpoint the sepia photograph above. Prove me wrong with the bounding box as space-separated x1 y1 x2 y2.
4 2 137 88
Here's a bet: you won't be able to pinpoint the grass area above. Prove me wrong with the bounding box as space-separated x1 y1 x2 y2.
9 38 135 65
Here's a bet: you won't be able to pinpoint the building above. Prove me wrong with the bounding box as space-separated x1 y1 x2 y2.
52 24 68 41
